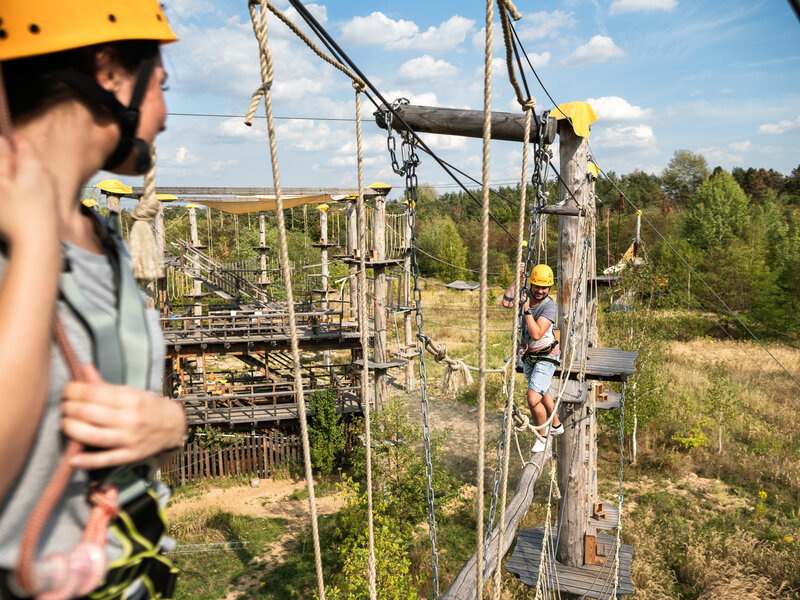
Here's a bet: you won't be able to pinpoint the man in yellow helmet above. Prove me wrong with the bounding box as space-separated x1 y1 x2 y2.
502 263 563 452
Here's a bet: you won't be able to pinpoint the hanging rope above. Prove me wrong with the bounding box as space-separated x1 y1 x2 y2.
475 0 496 594
129 145 163 280
245 3 326 598
490 100 533 600
354 81 378 600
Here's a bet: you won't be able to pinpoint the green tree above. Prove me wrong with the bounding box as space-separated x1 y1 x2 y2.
308 389 345 476
434 217 467 281
683 171 749 249
662 150 709 206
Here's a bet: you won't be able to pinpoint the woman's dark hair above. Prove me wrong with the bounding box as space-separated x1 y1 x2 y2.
4 40 160 121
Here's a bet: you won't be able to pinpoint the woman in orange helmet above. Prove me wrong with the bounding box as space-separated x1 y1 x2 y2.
0 2 186 597
503 263 563 453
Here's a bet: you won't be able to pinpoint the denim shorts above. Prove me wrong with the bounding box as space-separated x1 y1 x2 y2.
523 359 557 395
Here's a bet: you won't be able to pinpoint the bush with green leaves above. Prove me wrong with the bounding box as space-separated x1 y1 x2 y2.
309 389 346 476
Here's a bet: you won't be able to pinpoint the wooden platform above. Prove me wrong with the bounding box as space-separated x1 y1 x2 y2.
588 501 619 531
179 393 362 425
506 527 634 597
557 348 638 382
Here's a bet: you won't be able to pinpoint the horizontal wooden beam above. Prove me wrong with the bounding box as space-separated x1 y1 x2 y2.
375 103 558 145
538 205 585 216
124 187 380 199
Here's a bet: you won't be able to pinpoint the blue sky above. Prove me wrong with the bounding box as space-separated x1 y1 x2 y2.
110 0 800 197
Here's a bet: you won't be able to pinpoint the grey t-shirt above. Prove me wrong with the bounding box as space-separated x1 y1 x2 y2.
0 241 166 569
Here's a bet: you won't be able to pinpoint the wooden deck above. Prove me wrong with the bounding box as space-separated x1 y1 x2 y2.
506 527 634 597
588 501 620 531
557 348 638 381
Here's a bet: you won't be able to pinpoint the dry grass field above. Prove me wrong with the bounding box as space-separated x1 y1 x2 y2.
168 281 800 599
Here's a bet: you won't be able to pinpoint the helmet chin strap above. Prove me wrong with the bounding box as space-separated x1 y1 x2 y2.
52 57 156 174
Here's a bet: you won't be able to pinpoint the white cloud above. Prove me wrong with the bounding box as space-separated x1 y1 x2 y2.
586 96 652 120
388 16 475 53
517 10 576 40
340 12 418 45
216 117 265 138
272 77 326 100
276 120 345 152
383 90 442 107
211 159 238 171
419 133 468 151
169 146 202 166
698 140 755 164
162 0 219 19
527 52 551 67
609 0 678 16
398 55 458 82
594 124 656 149
471 25 504 52
758 115 800 134
562 35 625 66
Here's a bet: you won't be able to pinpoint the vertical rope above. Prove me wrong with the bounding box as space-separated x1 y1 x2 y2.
476 0 495 594
129 145 163 280
355 84 378 600
491 104 533 600
246 3 325 598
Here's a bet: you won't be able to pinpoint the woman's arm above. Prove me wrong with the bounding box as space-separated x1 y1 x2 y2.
0 138 61 497
61 364 187 470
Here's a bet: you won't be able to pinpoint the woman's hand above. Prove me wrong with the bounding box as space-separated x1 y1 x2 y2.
61 365 187 470
0 136 58 249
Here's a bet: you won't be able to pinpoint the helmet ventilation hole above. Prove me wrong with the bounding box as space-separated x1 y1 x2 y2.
108 14 117 23
29 24 40 34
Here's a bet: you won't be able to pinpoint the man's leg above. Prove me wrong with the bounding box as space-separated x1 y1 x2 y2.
541 391 562 429
527 388 548 430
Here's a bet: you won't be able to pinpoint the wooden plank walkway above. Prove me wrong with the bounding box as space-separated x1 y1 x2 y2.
588 501 619 531
506 527 634 597
180 394 362 425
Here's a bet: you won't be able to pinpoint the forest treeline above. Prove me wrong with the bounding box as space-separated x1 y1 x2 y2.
156 150 800 339
402 150 800 339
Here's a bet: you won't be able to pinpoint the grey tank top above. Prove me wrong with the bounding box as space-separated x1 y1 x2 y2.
0 241 166 569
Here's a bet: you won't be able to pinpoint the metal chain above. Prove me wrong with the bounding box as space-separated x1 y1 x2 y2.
386 111 441 597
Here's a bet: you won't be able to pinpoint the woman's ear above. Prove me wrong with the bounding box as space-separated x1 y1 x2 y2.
93 46 125 93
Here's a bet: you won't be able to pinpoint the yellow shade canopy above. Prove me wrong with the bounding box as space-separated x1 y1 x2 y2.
317 204 330 212
81 198 98 208
94 179 132 195
156 194 179 202
587 162 599 178
194 194 347 215
551 101 598 140
185 203 203 209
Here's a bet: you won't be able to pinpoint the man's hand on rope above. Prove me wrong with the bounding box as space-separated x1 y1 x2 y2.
61 364 187 470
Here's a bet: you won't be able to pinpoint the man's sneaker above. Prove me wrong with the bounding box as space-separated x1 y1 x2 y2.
532 438 547 453
550 423 564 436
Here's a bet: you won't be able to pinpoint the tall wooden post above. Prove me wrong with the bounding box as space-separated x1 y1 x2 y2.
319 205 331 367
188 205 203 317
152 197 167 312
403 204 414 391
555 120 590 572
347 199 358 319
259 212 268 285
372 194 387 412
633 210 642 257
587 174 599 348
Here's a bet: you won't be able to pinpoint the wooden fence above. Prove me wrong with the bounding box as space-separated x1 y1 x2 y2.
161 431 302 486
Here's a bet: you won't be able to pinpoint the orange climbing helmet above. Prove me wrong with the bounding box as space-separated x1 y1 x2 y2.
529 264 554 287
0 0 177 61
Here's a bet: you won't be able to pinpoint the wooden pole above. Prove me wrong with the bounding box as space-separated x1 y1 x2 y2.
555 120 590 574
152 198 166 312
633 210 642 257
587 176 599 348
319 206 331 367
188 205 203 317
347 198 358 320
373 194 387 412
375 103 558 144
441 454 549 600
259 212 268 285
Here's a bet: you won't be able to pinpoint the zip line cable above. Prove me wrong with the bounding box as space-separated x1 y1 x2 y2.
285 0 519 244
589 150 800 391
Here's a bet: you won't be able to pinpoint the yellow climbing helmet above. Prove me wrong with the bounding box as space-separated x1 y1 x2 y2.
0 0 178 61
529 264 554 287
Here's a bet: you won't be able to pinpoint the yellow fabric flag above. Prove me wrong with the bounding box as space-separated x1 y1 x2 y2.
551 101 598 139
